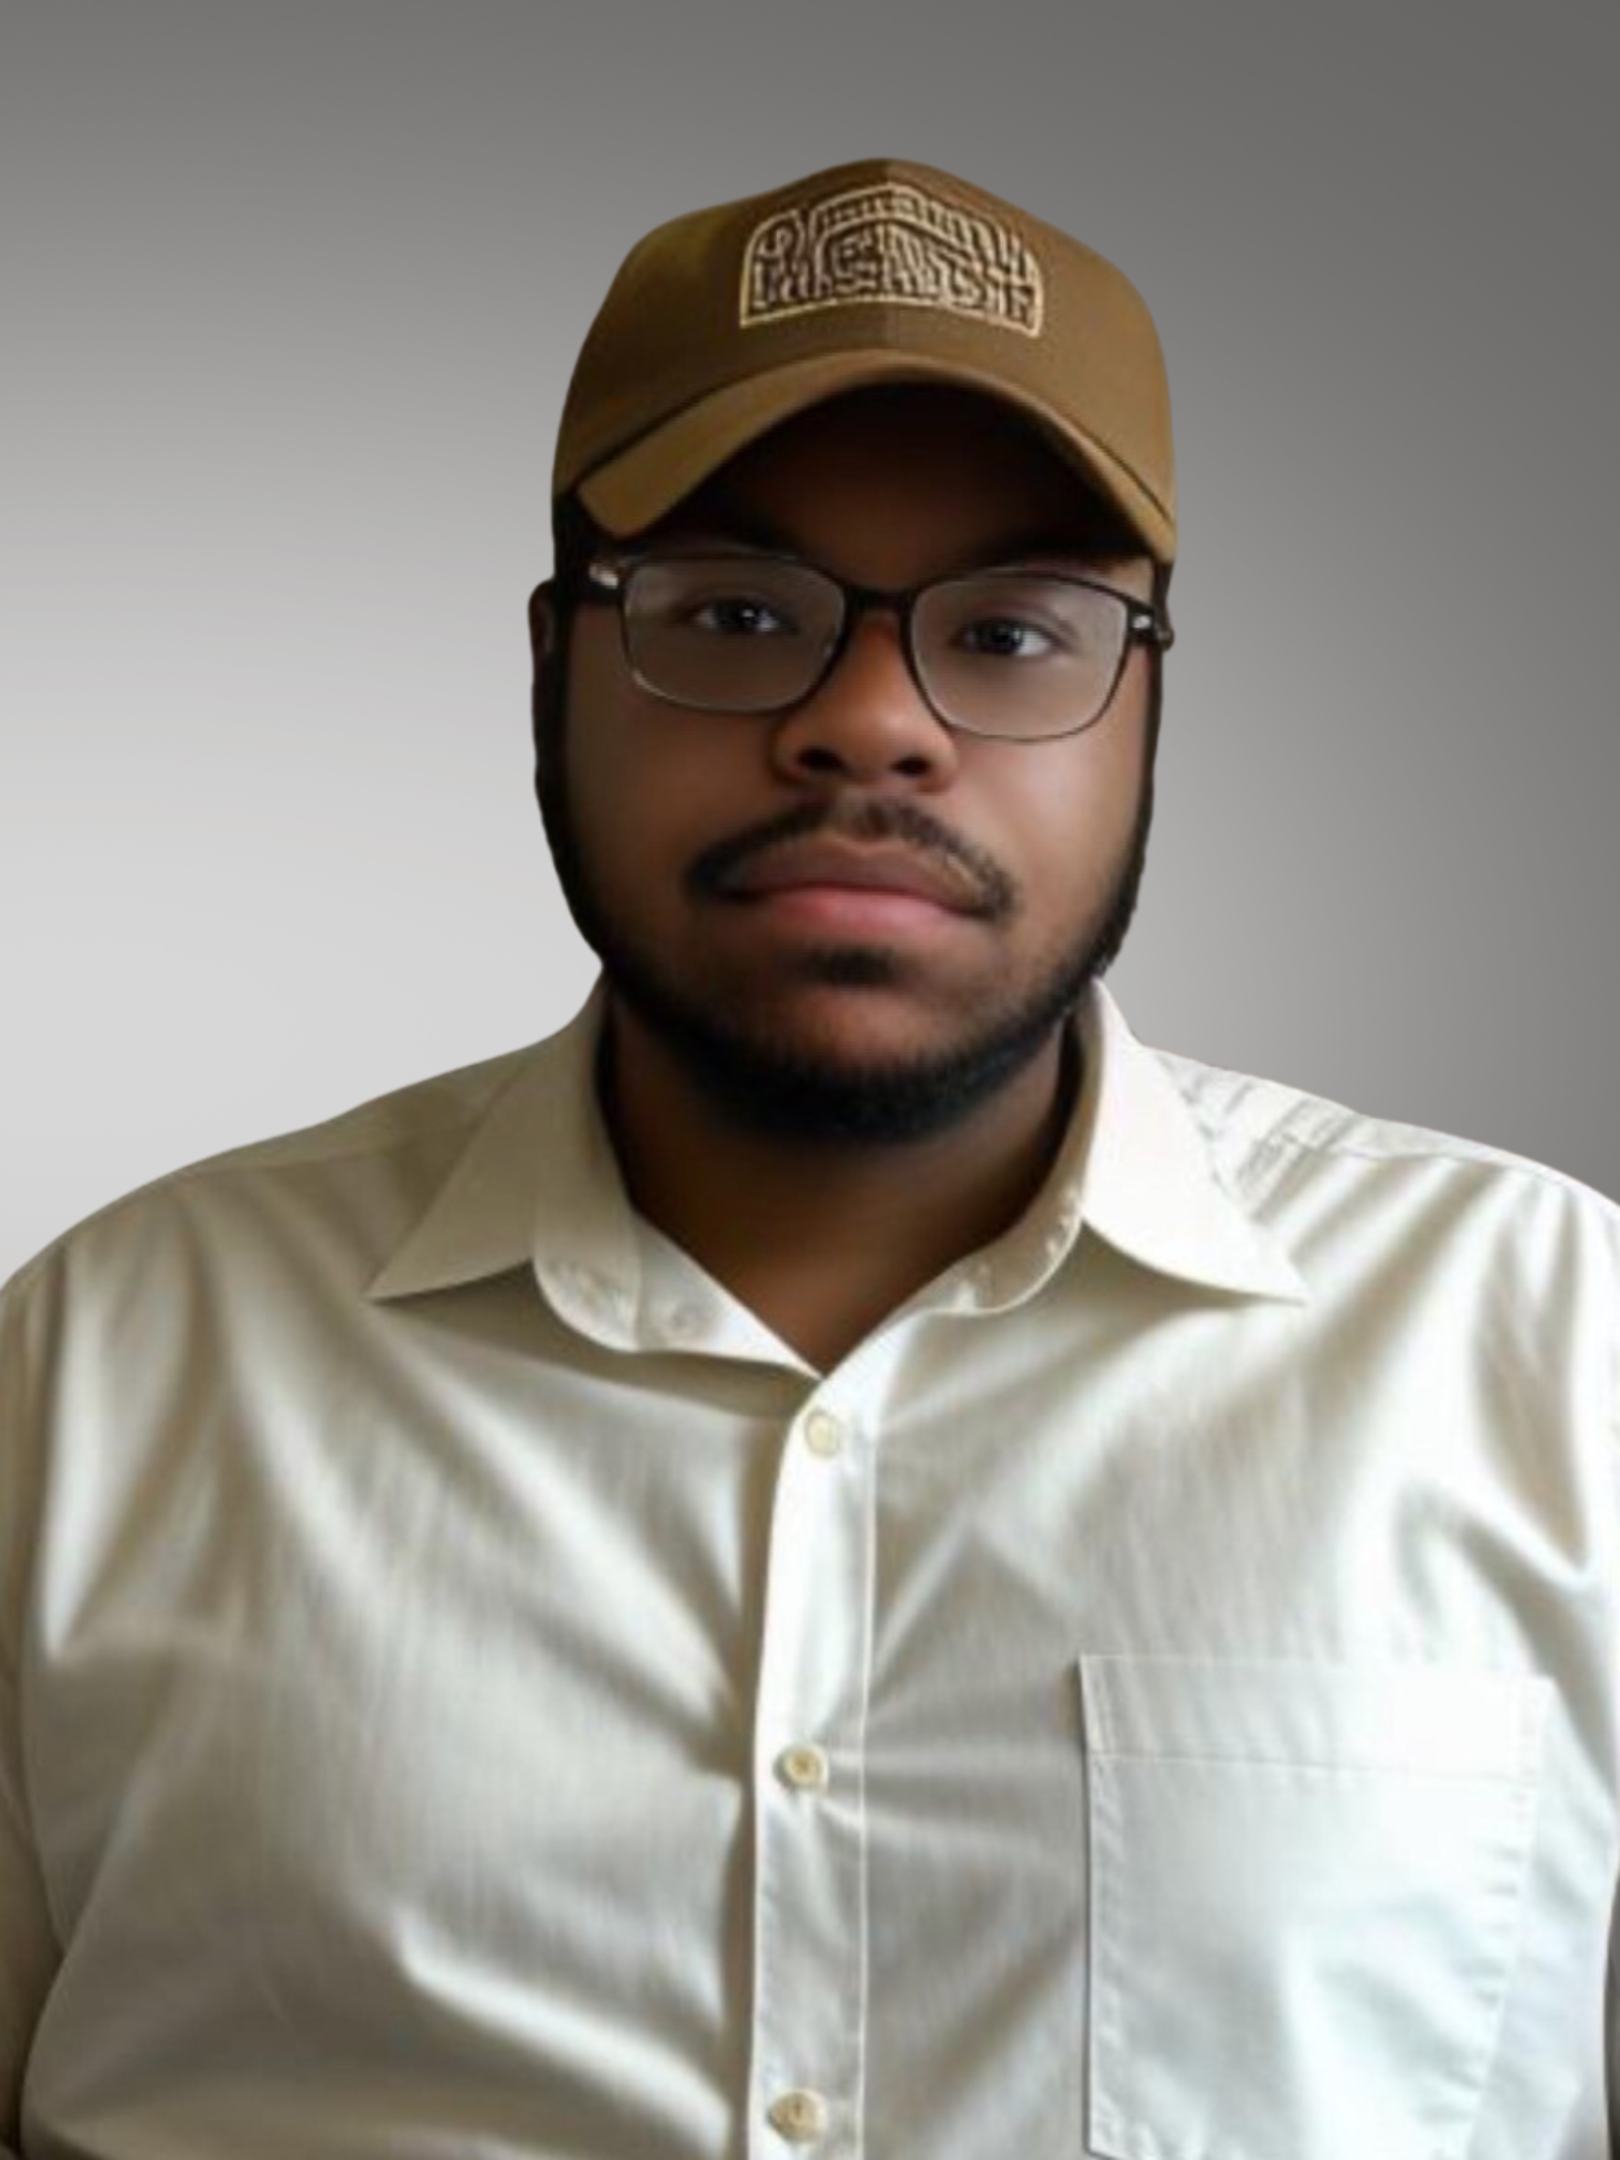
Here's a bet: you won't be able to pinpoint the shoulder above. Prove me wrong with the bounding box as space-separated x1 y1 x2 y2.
1154 1037 1620 1298
1 1042 539 1322
1157 1034 1614 1209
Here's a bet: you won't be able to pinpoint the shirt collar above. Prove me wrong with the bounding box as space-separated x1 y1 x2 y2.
368 978 639 1306
367 975 1308 1314
1025 978 1309 1305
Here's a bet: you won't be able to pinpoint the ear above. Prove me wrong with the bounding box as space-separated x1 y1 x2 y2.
528 580 558 668
528 580 566 804
529 580 562 754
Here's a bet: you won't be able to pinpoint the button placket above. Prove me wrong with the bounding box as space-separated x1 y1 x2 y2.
747 1395 872 2156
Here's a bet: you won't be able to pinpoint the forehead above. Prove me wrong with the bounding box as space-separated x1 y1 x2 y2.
648 384 1142 573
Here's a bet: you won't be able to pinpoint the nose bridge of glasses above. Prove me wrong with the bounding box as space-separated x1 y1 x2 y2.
817 580 944 723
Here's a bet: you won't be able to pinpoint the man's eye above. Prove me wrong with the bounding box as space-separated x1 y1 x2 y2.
955 616 1060 660
684 596 798 637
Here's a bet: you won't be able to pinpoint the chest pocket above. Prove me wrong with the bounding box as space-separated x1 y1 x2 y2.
1078 1654 1549 2160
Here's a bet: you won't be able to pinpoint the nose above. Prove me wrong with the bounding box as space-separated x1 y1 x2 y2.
768 610 961 790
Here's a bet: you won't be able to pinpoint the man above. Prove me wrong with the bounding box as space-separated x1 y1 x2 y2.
0 156 1615 2159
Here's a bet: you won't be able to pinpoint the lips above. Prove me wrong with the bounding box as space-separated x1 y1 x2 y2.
717 837 983 914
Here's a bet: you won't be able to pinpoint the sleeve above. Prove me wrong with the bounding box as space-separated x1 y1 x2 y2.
0 1266 63 2154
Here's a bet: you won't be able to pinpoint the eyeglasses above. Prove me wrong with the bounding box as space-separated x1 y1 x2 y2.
579 550 1173 742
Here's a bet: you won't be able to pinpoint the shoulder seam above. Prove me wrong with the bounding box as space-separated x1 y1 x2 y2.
161 1087 496 1185
1155 1052 1609 1212
10 1050 537 1277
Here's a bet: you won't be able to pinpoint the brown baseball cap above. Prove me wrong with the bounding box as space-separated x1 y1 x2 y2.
553 156 1176 564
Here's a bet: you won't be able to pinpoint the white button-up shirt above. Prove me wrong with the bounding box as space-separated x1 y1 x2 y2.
2 979 1616 2158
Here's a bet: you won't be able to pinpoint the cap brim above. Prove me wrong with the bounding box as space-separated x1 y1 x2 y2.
573 349 1176 564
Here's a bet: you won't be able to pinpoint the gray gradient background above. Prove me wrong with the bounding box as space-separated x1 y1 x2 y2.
4 2 1616 1283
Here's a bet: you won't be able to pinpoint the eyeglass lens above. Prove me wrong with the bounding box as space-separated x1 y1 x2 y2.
619 557 1134 739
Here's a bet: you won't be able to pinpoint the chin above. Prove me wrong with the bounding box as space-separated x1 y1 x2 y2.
603 940 1090 1147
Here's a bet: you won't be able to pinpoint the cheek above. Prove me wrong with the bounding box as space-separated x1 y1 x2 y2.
562 630 656 871
563 631 738 900
986 701 1150 913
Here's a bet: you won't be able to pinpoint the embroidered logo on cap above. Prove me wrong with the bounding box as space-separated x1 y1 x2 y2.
740 180 1044 336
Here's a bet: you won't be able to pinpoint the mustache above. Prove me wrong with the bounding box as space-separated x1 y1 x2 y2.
687 799 1016 919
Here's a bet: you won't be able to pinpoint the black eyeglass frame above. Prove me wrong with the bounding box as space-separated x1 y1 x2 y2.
577 550 1175 743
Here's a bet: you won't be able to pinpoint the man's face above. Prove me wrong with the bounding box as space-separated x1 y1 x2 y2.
535 385 1161 1146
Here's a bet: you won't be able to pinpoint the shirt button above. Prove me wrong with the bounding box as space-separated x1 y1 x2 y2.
662 1300 705 1342
775 1742 830 1793
767 2089 828 2143
803 1409 844 1459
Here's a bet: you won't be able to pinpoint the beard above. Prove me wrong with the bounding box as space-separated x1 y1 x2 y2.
535 661 1159 1150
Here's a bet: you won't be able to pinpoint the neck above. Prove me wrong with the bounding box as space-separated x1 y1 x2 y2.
597 999 1080 1368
